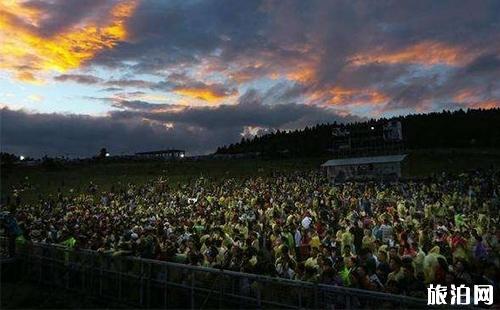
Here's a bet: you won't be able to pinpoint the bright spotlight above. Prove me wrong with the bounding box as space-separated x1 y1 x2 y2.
370 126 375 130
105 153 110 157
180 153 185 158
19 155 25 161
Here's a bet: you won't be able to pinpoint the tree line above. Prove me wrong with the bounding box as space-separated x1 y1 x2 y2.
215 108 500 157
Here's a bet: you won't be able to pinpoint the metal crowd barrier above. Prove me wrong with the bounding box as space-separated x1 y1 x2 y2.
3 239 428 309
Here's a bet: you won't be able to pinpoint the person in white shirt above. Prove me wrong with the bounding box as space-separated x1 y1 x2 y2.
301 213 312 230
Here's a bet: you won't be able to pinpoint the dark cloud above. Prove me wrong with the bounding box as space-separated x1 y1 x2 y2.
111 89 360 130
100 75 238 102
92 0 268 71
100 87 123 92
54 74 103 84
110 100 172 111
104 79 155 89
1 90 359 157
23 0 118 36
465 53 500 74
0 107 237 157
89 0 500 114
384 78 437 112
58 72 239 103
50 0 499 112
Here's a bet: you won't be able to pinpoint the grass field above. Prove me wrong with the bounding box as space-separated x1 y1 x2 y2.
2 148 500 203
1 156 329 202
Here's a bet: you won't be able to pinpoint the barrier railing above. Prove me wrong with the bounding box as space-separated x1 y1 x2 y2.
3 239 428 309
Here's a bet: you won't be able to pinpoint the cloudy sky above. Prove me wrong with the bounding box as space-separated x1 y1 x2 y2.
1 0 499 157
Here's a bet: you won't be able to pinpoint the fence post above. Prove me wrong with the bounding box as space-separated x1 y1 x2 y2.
140 260 144 306
51 246 55 286
298 289 302 308
99 256 103 297
118 257 123 300
81 252 85 293
38 251 42 284
190 270 195 310
314 284 319 309
66 249 70 290
163 265 168 309
256 280 261 309
28 246 34 283
219 270 224 308
147 262 152 308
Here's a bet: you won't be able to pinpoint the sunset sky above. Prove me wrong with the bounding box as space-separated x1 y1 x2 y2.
1 0 499 157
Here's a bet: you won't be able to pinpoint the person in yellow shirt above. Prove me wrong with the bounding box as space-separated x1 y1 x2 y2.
362 229 375 252
310 231 321 249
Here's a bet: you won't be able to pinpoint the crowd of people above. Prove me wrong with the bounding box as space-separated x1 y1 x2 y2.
2 169 499 299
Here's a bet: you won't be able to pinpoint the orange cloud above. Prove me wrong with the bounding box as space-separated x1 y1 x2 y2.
330 87 388 105
453 88 479 103
174 86 237 103
214 44 320 85
229 62 269 83
281 49 321 83
350 41 471 67
472 99 500 109
471 99 500 109
306 86 388 106
452 88 500 109
0 0 138 81
286 66 316 83
15 71 43 84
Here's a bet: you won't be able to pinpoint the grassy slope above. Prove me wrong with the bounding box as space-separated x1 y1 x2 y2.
404 148 500 177
2 148 500 203
0 157 329 202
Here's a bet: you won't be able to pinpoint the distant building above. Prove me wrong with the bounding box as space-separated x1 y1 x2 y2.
322 154 407 181
135 149 185 160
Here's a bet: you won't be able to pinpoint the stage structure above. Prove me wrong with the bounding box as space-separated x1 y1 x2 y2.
322 154 407 181
325 120 406 180
331 120 404 157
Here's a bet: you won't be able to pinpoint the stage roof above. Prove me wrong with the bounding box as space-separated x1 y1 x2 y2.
322 154 407 167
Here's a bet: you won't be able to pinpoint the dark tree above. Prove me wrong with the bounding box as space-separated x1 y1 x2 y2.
215 108 500 157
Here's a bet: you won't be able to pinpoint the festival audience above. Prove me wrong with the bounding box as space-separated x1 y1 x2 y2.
2 169 499 299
